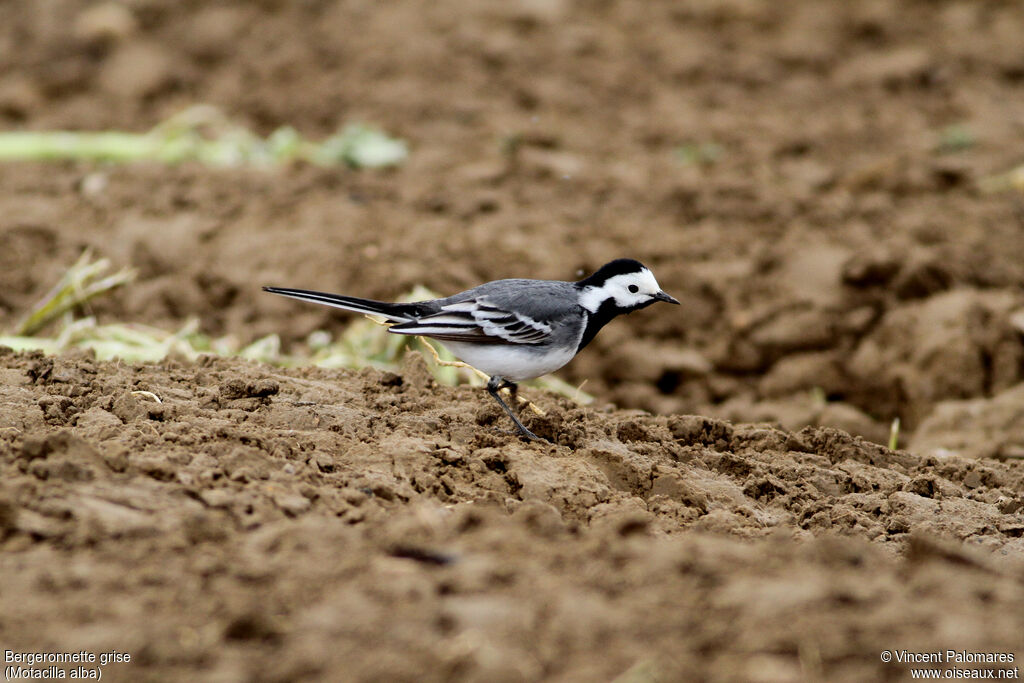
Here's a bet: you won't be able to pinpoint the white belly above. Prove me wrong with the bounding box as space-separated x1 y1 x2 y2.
439 341 576 382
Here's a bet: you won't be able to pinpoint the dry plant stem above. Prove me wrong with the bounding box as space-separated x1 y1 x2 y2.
366 315 546 417
574 379 589 404
15 249 136 336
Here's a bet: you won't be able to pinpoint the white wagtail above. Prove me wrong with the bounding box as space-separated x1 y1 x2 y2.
264 259 679 441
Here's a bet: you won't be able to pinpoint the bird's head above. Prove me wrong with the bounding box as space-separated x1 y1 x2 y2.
576 258 680 314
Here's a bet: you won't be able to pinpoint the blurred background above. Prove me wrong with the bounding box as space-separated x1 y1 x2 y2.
3 0 1024 449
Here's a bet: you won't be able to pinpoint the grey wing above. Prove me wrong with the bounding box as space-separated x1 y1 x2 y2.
388 297 555 345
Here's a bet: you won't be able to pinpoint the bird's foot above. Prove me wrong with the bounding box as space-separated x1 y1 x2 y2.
492 425 548 443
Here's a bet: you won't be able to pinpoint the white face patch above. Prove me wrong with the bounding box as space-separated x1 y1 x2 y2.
579 268 663 313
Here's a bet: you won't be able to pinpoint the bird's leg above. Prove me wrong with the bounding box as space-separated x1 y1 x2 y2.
487 376 543 442
497 376 547 417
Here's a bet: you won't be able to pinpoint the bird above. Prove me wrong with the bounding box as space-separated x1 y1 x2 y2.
264 258 679 441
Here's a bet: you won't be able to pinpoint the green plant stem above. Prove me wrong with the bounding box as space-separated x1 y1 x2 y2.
0 132 163 163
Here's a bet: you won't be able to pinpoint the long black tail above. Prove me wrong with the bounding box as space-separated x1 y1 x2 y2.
262 286 417 323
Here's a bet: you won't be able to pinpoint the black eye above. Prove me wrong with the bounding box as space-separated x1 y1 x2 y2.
628 284 639 293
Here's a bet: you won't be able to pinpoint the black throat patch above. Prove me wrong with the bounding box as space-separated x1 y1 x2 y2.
576 295 658 352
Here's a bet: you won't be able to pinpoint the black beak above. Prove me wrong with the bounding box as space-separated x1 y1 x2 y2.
653 291 680 305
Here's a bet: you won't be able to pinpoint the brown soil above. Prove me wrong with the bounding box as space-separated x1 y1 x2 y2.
2 1 1024 681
